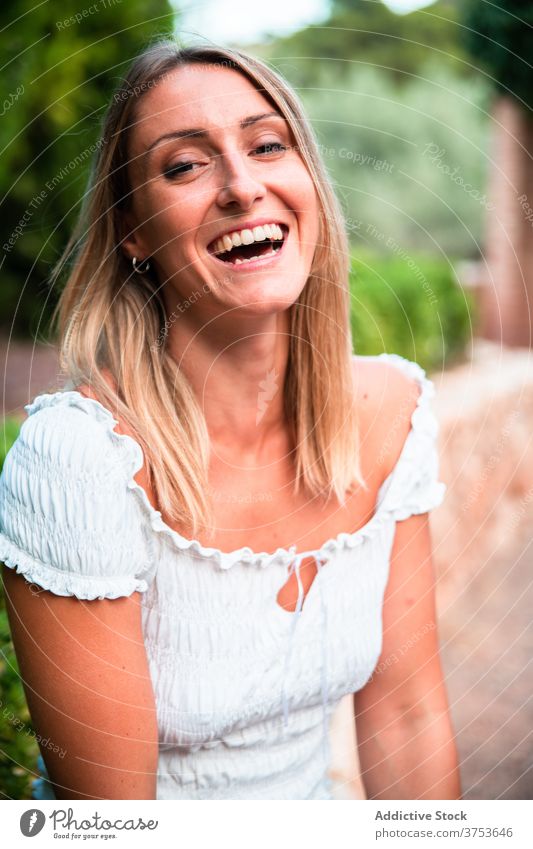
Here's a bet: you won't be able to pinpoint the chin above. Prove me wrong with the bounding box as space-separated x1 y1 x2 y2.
224 279 306 312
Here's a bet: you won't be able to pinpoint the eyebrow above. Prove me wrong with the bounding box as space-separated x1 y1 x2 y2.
144 111 285 156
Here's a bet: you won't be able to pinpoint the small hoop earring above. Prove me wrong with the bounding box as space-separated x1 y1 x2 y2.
132 256 151 273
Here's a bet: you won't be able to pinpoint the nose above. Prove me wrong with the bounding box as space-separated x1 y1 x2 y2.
216 149 266 210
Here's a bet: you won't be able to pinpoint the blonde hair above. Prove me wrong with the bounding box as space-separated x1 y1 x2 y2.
50 37 365 541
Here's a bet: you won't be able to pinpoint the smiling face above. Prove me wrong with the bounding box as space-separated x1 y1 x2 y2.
120 63 320 318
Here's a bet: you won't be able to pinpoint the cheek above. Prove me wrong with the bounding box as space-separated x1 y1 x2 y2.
293 171 319 224
302 188 320 248
143 192 200 252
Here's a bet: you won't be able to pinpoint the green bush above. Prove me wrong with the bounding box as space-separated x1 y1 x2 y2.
0 601 39 801
0 418 22 469
350 250 473 371
0 417 39 800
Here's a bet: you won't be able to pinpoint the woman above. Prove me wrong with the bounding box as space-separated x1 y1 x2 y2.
0 38 460 800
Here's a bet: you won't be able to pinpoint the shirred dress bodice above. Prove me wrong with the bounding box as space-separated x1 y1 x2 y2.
0 353 446 800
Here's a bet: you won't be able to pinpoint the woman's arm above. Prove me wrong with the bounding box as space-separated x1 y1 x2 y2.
353 512 461 800
2 565 159 800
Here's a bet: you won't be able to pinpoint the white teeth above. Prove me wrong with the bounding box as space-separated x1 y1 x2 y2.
211 222 285 255
229 246 279 266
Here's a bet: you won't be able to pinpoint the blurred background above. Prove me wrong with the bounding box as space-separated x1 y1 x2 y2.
1 0 532 800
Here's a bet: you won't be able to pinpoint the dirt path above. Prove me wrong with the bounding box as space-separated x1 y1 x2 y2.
439 519 533 800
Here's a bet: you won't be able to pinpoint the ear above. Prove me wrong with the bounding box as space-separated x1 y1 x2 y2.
119 209 151 263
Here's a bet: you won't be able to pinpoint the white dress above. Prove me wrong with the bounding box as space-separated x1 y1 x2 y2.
0 353 446 800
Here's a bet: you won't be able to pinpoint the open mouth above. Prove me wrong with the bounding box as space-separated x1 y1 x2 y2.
207 223 289 266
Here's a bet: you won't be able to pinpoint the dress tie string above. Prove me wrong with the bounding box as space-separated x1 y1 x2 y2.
280 549 332 767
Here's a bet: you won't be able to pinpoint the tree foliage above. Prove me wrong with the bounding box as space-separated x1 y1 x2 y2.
1 0 176 339
461 0 533 112
257 0 469 88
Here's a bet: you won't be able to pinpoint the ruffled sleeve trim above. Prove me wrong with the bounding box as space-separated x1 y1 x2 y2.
0 391 156 599
11 357 445 574
0 535 150 601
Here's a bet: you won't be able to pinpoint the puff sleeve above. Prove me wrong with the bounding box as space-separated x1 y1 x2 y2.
0 392 157 600
375 353 447 520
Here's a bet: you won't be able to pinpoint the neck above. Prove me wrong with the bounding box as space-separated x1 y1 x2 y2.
165 308 292 458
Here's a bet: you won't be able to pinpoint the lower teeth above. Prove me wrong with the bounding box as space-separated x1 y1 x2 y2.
232 246 280 265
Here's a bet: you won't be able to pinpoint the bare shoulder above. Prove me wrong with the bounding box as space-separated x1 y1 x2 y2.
75 367 117 403
351 354 422 482
75 369 157 509
75 368 136 441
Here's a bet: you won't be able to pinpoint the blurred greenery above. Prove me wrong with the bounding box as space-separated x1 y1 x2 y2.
1 0 176 340
1 0 488 342
350 250 473 370
259 0 469 87
257 0 493 262
297 60 492 258
0 418 36 800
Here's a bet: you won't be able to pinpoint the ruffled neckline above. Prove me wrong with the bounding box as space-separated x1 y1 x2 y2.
24 353 442 570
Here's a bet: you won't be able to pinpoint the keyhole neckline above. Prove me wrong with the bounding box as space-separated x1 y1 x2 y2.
274 550 333 619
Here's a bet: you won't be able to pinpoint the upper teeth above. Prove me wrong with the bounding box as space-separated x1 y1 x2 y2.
212 223 284 255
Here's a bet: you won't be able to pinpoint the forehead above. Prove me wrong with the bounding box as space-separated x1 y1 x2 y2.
132 64 278 148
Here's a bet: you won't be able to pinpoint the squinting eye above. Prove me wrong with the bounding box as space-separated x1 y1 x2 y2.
163 143 287 179
163 161 199 179
254 142 287 155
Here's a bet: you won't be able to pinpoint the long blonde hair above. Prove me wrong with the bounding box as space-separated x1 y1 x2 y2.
50 37 364 541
